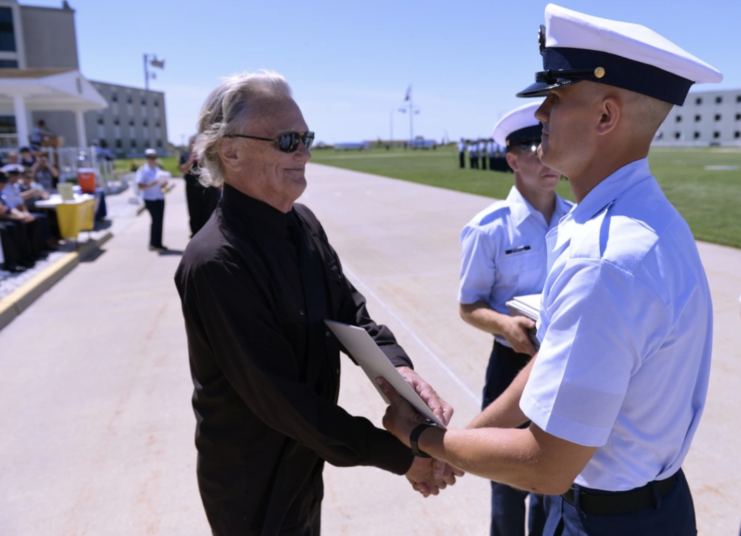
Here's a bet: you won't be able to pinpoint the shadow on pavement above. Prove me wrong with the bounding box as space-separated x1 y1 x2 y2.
80 247 107 263
158 249 185 257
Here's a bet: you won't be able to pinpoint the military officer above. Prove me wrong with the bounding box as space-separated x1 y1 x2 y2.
459 138 467 168
470 140 479 169
459 101 572 536
380 4 721 535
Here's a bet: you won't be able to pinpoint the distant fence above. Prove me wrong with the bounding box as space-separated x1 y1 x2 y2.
0 146 118 194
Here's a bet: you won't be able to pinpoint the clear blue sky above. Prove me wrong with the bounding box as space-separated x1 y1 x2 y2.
31 0 739 145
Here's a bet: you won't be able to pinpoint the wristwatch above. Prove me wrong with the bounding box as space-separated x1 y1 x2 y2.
410 422 436 458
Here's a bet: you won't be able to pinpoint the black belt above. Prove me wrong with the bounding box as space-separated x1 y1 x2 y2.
562 472 679 515
493 341 531 367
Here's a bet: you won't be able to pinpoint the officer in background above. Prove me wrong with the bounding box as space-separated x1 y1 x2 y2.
469 140 478 169
179 135 220 238
458 138 467 168
379 4 721 535
481 138 488 170
136 148 168 251
458 101 572 536
488 139 496 171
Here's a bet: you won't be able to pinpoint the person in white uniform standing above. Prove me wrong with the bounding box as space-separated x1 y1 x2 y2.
459 101 572 536
136 148 168 251
379 4 720 535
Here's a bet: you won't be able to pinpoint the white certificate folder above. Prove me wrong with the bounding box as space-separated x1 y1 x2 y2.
324 320 447 429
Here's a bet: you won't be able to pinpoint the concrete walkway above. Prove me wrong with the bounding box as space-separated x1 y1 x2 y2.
1 166 739 535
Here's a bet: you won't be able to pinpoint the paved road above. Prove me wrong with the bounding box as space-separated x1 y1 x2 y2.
1 166 739 535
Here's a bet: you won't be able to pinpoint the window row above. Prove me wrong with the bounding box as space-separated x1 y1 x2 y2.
693 95 741 105
109 92 160 106
97 116 161 127
105 138 164 149
675 113 741 123
671 131 741 140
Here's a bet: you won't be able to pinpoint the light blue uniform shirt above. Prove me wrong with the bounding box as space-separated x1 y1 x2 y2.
136 164 165 201
1 183 24 209
458 186 573 346
521 158 713 491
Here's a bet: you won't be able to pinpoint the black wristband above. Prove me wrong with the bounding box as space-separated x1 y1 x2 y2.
410 423 435 458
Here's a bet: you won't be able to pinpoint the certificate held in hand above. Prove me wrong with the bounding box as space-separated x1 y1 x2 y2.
324 320 447 429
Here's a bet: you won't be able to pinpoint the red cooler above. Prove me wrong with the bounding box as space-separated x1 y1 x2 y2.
77 168 97 193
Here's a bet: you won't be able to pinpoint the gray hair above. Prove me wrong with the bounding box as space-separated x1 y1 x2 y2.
193 70 293 187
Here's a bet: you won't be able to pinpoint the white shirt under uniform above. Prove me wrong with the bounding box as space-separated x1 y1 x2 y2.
458 186 573 347
136 163 165 201
521 158 713 491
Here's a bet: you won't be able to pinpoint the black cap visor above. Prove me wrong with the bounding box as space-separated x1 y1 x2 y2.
517 78 582 98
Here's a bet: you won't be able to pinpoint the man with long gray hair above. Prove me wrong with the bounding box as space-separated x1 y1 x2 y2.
174 70 461 536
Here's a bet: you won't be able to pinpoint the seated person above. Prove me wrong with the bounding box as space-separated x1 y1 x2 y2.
19 147 36 167
0 193 36 270
0 170 50 253
30 153 59 192
18 168 50 212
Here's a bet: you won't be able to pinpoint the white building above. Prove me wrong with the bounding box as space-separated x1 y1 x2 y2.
655 88 741 147
0 0 168 156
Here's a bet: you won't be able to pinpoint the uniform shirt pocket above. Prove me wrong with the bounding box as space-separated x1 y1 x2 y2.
498 250 545 294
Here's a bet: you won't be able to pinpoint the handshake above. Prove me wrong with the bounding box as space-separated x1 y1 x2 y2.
389 367 465 498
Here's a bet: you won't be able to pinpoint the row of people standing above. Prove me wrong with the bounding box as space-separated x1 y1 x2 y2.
458 139 511 172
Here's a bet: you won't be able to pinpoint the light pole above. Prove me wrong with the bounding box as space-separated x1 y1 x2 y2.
143 53 165 151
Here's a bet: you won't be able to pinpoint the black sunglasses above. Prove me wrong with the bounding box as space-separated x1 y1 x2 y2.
226 131 314 153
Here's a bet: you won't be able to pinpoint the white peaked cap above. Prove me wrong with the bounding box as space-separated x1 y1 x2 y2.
517 4 723 105
492 101 543 148
545 4 722 84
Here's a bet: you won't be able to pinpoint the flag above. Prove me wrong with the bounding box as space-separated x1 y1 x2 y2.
404 85 411 101
150 58 165 69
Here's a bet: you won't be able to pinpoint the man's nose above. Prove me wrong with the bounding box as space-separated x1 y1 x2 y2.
534 97 552 123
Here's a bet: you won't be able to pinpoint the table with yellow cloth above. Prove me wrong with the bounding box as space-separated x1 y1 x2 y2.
34 195 96 239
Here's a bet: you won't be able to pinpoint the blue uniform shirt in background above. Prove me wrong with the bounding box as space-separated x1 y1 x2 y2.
521 158 713 491
458 186 572 346
136 163 165 201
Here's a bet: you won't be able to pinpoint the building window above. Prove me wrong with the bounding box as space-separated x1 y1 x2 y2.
675 115 682 123
0 7 17 52
713 131 720 139
153 97 159 107
736 113 741 121
0 60 18 68
113 118 120 126
142 119 148 127
127 94 132 104
129 119 134 126
131 139 137 148
694 115 701 122
116 139 122 148
155 120 160 127
157 139 162 148
715 114 721 121
141 96 146 106
735 131 740 139
674 132 681 140
715 96 723 104
695 97 702 105
97 116 104 125
111 92 118 102
694 132 701 139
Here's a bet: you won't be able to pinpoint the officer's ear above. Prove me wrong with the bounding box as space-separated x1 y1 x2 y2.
596 96 621 137
505 150 520 173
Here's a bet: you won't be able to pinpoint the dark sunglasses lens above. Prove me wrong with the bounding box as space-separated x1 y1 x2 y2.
303 132 315 149
277 133 299 152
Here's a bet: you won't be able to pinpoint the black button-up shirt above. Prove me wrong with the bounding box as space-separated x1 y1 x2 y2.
175 184 414 535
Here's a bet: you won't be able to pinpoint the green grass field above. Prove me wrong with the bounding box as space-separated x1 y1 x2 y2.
311 146 741 249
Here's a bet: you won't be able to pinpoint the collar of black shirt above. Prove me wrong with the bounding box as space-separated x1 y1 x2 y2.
221 183 293 237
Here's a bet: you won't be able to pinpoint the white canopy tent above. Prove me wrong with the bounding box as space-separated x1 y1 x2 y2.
0 69 107 147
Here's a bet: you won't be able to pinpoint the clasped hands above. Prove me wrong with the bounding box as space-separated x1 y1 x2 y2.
390 367 465 498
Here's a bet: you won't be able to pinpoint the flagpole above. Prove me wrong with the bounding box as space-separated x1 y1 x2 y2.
409 86 413 144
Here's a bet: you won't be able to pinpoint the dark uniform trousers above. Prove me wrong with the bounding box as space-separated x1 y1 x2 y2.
482 154 488 170
542 469 696 535
144 199 165 248
483 341 546 536
459 150 466 168
471 155 479 169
